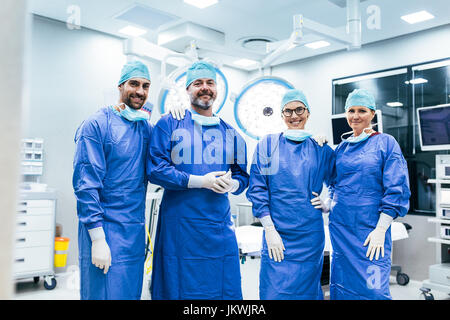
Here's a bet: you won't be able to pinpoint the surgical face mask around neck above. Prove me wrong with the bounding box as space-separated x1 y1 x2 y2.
191 111 220 126
283 129 312 142
341 124 376 144
111 104 150 122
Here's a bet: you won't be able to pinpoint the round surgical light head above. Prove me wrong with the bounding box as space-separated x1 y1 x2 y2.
159 65 228 115
234 77 294 140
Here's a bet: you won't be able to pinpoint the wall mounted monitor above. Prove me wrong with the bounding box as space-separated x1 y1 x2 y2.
417 103 450 151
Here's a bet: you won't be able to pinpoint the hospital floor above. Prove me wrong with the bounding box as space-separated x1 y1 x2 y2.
14 258 450 300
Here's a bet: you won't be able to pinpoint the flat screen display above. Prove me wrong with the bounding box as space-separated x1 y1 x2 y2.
417 104 450 150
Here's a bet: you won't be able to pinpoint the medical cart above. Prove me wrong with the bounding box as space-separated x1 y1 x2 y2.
14 190 57 290
14 138 58 290
420 155 450 300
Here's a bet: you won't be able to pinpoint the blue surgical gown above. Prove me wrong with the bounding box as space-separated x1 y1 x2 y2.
329 133 410 300
246 133 335 300
73 107 152 300
148 110 249 300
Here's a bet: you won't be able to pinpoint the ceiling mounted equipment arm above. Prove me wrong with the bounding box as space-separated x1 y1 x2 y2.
261 14 304 68
261 0 362 68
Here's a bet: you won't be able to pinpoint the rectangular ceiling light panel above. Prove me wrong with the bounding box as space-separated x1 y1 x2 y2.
115 4 179 30
183 0 219 9
401 10 434 24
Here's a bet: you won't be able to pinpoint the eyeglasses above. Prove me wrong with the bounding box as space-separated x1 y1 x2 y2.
282 107 307 117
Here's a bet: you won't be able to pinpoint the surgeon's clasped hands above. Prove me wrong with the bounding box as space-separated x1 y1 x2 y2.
188 170 239 194
212 170 240 194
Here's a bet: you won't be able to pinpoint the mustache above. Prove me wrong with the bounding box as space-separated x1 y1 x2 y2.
130 93 145 100
197 89 214 97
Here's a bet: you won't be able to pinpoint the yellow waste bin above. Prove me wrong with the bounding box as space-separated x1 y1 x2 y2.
54 237 70 268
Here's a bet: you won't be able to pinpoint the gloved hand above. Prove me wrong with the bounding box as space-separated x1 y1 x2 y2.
88 227 111 274
166 104 186 120
264 226 285 262
260 215 285 262
92 239 112 274
212 170 240 194
188 171 227 191
312 135 328 147
310 192 331 213
363 213 393 261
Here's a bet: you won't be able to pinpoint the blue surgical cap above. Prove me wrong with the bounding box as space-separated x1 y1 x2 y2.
345 89 376 111
281 89 310 112
186 61 216 88
118 60 151 86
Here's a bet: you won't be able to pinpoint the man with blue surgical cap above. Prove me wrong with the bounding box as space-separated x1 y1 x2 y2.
148 60 250 299
73 60 154 300
246 88 335 299
323 88 411 300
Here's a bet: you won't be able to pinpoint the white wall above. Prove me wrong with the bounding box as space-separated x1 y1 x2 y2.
269 24 450 281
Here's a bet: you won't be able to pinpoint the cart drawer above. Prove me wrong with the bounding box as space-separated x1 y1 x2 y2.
17 200 54 208
13 246 52 274
429 263 450 286
16 206 54 216
15 231 53 249
16 215 53 232
17 200 54 216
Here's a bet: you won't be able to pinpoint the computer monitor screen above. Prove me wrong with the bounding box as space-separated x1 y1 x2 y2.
417 104 450 151
331 110 382 146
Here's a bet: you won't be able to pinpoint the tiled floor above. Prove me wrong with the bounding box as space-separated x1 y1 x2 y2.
14 258 450 300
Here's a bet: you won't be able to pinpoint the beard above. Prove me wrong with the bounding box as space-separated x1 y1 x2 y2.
189 90 216 110
123 93 146 110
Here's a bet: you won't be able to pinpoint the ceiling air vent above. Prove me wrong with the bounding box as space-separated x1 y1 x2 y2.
238 37 277 53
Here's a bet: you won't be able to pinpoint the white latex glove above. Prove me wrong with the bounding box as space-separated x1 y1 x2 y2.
188 171 227 191
212 170 240 194
265 226 285 262
363 213 393 261
88 227 111 274
166 104 186 120
310 192 331 213
312 135 328 147
260 215 285 262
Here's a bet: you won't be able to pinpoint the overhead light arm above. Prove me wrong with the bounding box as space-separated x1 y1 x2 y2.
301 0 361 48
261 14 304 68
261 1 362 68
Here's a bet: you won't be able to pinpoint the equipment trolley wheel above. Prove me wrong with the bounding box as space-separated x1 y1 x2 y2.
396 272 409 286
33 276 40 284
419 287 434 300
43 276 57 290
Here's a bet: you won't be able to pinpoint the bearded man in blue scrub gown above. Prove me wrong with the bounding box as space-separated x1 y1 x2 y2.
328 89 411 300
246 89 335 300
148 61 249 300
73 60 155 300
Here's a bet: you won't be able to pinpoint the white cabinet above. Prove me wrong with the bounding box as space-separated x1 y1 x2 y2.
13 192 57 290
421 155 450 299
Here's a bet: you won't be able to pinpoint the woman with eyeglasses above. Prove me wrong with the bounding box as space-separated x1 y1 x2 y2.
246 89 335 300
325 89 410 300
